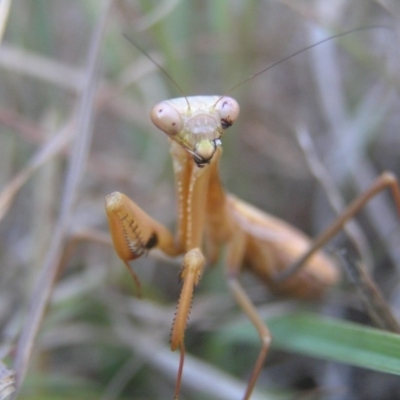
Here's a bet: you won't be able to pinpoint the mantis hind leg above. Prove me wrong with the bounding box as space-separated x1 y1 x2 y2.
277 172 400 281
225 231 271 400
277 172 400 332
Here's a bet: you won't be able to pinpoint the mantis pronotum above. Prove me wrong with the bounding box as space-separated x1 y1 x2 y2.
105 29 400 400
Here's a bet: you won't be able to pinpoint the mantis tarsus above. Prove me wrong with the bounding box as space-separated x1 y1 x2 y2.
105 29 400 400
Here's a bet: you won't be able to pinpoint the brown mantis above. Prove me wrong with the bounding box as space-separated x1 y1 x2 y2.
105 29 400 400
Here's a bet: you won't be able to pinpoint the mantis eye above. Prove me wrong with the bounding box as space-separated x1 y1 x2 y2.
215 96 240 129
150 102 183 136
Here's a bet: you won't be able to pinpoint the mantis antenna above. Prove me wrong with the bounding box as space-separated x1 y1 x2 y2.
123 34 191 111
124 26 393 111
213 25 394 107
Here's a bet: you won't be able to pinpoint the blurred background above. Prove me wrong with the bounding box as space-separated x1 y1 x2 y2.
0 1 400 399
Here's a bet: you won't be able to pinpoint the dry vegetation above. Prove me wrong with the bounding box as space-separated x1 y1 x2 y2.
1 1 400 399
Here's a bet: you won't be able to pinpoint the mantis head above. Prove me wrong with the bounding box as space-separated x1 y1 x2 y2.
150 95 240 167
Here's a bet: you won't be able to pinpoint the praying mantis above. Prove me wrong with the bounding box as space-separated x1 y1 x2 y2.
105 30 400 400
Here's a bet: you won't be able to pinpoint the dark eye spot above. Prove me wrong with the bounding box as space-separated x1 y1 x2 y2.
145 233 158 249
221 118 232 129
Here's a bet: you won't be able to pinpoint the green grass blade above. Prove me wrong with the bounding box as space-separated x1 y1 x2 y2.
221 312 400 375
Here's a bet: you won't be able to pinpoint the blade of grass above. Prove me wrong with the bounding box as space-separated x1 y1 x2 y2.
0 122 73 221
0 0 11 43
221 312 400 375
12 0 113 394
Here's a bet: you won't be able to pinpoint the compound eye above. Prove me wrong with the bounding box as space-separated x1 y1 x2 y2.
215 96 240 129
150 102 183 136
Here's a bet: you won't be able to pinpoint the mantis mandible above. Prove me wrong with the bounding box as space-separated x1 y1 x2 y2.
105 29 400 400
